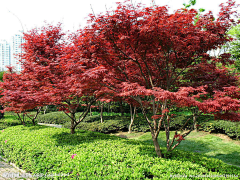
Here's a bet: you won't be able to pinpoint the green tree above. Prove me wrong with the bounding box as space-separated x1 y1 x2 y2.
0 71 5 119
227 24 240 71
0 71 5 82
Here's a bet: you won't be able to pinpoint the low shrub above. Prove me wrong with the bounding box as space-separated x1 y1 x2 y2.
36 112 216 134
199 120 240 139
36 112 102 124
36 111 71 124
0 113 32 130
0 125 239 179
63 118 129 134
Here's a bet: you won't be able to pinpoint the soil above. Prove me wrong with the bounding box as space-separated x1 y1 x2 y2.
110 131 145 139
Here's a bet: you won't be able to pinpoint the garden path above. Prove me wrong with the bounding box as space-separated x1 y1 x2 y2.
0 156 33 180
0 123 63 180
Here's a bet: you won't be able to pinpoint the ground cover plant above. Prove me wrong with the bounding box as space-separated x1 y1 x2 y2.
0 125 239 180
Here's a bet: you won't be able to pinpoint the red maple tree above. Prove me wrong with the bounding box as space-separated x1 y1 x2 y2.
3 24 109 134
0 67 46 125
81 0 240 157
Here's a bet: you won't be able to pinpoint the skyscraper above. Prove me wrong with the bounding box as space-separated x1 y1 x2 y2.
0 40 11 71
11 34 24 72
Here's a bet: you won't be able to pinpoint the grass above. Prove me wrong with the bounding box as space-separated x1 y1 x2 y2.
132 131 240 167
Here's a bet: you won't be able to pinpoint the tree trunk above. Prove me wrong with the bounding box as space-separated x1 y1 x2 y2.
89 106 92 116
119 100 124 116
44 105 48 114
152 136 163 158
70 119 76 134
138 98 163 158
17 113 26 126
0 105 4 119
32 119 36 126
128 105 136 133
193 108 198 132
70 113 76 134
108 102 110 113
100 102 104 123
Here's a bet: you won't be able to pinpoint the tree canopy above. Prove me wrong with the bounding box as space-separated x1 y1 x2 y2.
0 0 239 157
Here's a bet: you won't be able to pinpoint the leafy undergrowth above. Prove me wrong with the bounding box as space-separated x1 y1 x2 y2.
0 126 239 180
134 131 240 167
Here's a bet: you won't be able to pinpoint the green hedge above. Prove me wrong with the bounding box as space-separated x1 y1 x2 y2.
199 120 240 139
63 119 129 134
36 112 240 139
0 113 32 130
0 125 239 179
36 111 73 124
36 112 214 133
36 112 102 124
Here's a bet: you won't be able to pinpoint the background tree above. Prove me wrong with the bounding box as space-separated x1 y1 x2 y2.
0 71 5 119
18 24 110 134
226 24 240 71
0 68 46 125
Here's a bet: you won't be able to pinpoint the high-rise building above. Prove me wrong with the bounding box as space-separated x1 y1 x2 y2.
0 40 11 71
0 34 24 72
11 34 24 72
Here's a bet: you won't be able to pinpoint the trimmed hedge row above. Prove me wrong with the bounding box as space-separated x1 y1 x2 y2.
35 112 240 139
199 120 240 139
0 125 239 179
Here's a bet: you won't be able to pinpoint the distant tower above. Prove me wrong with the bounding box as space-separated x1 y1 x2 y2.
11 34 24 72
0 40 11 71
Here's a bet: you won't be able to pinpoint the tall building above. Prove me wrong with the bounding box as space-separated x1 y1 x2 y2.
0 34 24 72
0 40 11 71
11 34 24 72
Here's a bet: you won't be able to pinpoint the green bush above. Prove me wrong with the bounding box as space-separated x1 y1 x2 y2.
36 111 102 124
0 125 239 179
199 120 240 139
36 112 216 134
0 113 32 130
36 111 71 124
64 118 129 134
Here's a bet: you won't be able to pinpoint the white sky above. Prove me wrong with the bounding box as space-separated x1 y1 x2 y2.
0 0 239 41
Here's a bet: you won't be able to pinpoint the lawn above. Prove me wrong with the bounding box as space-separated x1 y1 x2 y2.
129 131 240 167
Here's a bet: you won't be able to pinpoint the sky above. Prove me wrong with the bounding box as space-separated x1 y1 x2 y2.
0 0 239 41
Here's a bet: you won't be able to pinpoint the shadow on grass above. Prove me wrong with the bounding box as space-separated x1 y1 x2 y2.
212 151 240 167
135 132 240 168
50 129 123 146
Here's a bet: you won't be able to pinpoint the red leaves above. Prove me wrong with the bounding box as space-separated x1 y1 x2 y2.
151 115 162 120
174 134 185 142
162 109 169 114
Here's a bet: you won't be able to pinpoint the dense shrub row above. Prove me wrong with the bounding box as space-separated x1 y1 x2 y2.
199 120 240 139
36 112 240 139
3 111 239 140
0 125 239 179
36 111 76 124
36 112 212 133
